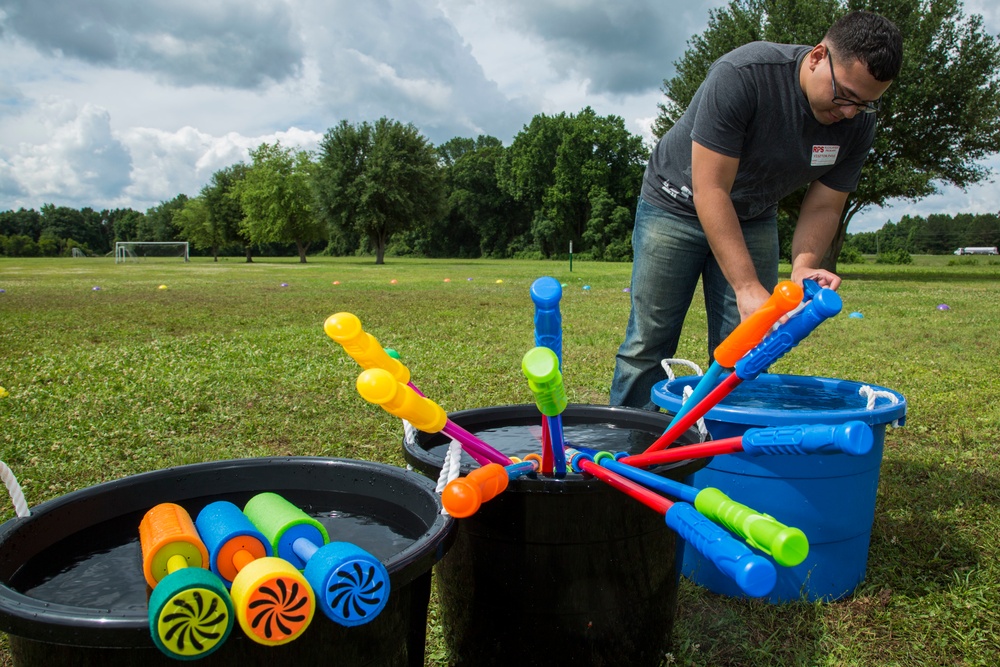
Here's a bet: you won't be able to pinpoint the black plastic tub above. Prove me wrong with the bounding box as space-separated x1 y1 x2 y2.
403 404 706 667
0 457 455 666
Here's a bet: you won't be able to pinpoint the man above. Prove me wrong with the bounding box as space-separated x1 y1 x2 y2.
610 10 903 410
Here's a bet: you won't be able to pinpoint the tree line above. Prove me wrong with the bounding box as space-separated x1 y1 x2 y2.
2 0 998 267
0 108 646 265
846 212 1000 255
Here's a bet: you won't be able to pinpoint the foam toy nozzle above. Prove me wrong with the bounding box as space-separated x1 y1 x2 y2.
195 501 314 645
356 368 447 433
243 492 390 627
325 312 410 384
139 503 235 660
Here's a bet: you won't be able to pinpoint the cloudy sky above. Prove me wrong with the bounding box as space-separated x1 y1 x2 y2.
0 0 997 233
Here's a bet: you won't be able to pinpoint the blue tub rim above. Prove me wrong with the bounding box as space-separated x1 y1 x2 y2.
651 373 907 428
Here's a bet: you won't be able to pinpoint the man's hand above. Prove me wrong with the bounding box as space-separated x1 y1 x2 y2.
791 266 841 291
735 282 775 322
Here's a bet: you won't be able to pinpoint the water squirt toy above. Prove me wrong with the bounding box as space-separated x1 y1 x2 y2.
139 503 235 660
621 421 873 468
645 286 843 453
521 346 568 475
356 367 510 466
442 460 538 518
564 449 776 597
324 312 410 385
664 280 803 435
243 492 390 627
575 446 809 568
195 501 315 645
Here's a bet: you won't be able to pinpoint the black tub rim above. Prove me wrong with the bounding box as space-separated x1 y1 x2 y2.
404 403 706 492
0 456 455 646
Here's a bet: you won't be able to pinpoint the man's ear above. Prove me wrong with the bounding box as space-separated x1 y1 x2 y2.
807 43 828 72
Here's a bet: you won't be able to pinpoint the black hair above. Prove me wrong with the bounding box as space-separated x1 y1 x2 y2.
825 10 903 82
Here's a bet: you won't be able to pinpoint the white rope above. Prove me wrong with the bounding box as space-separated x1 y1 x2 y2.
1 461 29 518
435 439 464 515
403 419 419 450
858 385 901 427
659 358 704 381
681 385 709 442
660 359 708 441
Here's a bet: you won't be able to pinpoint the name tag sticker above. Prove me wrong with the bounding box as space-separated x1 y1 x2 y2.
811 145 840 166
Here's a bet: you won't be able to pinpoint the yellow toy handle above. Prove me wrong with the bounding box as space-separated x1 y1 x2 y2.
325 312 410 384
356 368 447 433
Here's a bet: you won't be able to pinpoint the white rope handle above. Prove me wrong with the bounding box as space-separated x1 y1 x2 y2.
681 385 709 442
435 440 463 516
660 358 708 441
858 385 901 427
659 358 704 381
405 418 463 516
1 461 30 518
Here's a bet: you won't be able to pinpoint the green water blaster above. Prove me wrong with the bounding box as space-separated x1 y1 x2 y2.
521 346 567 417
243 492 390 627
694 487 809 567
521 346 568 475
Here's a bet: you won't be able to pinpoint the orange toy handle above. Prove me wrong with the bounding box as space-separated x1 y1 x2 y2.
442 464 510 518
324 312 411 384
713 281 803 368
139 503 210 590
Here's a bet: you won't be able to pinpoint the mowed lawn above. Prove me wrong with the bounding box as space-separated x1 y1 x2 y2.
1 255 998 666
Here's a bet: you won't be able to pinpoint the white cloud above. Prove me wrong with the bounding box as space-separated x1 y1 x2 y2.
0 0 996 225
2 102 131 204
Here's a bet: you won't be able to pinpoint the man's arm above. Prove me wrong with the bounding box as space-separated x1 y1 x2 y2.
691 141 772 320
790 181 849 290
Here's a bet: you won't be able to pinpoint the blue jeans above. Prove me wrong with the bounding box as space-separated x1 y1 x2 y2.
610 196 779 410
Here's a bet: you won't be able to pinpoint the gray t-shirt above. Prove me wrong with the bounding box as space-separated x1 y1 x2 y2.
641 42 876 223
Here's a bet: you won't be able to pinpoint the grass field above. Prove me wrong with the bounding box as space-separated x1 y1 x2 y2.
1 255 998 666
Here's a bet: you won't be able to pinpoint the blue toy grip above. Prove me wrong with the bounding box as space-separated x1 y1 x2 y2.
664 502 776 597
530 277 562 363
734 288 842 381
801 278 821 300
742 421 873 456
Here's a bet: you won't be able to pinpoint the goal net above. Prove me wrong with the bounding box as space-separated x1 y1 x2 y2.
115 242 190 263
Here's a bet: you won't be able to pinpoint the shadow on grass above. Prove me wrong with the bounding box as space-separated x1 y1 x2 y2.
671 580 827 666
864 457 998 598
667 456 1000 666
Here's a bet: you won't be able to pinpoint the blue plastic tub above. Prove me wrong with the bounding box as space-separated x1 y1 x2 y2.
651 373 906 603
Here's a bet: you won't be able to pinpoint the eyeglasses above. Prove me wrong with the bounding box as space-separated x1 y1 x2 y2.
828 50 880 114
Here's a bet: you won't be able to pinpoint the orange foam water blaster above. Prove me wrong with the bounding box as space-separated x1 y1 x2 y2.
139 503 234 660
442 460 539 518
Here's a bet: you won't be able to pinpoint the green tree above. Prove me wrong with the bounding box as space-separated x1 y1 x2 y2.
109 208 146 243
141 195 188 241
203 163 254 262
233 142 324 263
0 208 42 240
654 0 1000 270
314 118 443 264
172 197 217 258
438 135 528 258
498 107 647 258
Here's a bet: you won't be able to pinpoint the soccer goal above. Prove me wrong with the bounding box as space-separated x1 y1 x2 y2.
115 242 190 263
